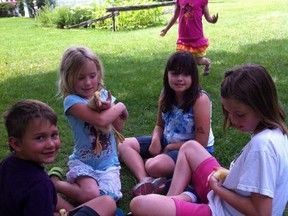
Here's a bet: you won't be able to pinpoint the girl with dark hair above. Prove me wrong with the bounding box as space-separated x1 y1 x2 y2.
118 51 214 196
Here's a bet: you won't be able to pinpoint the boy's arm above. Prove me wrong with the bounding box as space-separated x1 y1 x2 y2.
160 4 180 36
203 5 218 23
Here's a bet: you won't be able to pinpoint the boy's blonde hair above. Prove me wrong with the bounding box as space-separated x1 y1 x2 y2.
58 46 105 98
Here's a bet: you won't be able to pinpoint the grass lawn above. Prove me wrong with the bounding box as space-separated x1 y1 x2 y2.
0 0 288 214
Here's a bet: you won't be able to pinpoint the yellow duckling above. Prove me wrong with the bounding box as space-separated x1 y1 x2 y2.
59 209 67 216
213 168 230 181
88 90 125 154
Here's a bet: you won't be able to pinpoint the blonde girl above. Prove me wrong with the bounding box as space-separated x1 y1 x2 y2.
51 46 128 204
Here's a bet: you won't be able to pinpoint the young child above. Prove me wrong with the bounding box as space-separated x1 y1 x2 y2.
160 0 218 75
53 46 129 204
0 99 117 216
118 51 214 196
129 64 288 216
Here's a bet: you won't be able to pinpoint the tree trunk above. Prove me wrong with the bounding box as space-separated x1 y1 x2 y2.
22 0 31 17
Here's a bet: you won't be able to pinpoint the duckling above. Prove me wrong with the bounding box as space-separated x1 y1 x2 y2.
59 209 67 216
88 90 125 154
213 168 229 181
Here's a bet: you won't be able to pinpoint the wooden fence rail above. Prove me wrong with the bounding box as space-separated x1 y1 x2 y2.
107 1 175 31
66 12 119 29
66 1 175 31
106 1 175 13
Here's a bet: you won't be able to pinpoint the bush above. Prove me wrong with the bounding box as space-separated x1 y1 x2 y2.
34 4 54 27
113 0 165 30
0 3 16 17
35 0 166 30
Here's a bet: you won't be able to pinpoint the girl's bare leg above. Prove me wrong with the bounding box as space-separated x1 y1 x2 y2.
196 57 211 76
51 176 100 203
130 194 176 216
76 195 117 216
145 154 175 177
55 194 75 213
118 137 148 181
167 141 212 196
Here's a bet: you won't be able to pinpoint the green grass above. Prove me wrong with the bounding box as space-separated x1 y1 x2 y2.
1 0 288 214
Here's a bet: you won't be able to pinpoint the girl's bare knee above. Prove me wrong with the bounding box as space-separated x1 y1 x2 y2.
130 196 145 214
118 138 139 152
79 189 100 203
145 157 174 177
181 140 200 152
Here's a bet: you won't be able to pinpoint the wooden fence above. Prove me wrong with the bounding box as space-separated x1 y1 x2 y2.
67 1 175 31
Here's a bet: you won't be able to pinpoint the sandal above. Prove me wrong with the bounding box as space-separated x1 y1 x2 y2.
48 167 65 181
203 64 211 76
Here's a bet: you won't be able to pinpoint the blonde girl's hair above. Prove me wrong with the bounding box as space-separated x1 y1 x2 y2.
221 64 288 134
58 46 105 98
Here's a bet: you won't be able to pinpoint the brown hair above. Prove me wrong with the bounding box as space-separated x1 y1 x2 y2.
221 64 287 134
160 51 201 113
3 99 58 151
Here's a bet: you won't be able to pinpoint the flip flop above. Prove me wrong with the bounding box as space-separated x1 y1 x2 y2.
48 167 65 181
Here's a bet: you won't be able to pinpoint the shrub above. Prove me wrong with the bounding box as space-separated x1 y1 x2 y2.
34 4 54 27
35 0 166 30
52 6 74 28
112 0 165 30
0 3 16 17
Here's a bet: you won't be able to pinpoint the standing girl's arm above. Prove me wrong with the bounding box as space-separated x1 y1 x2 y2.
67 102 127 128
149 100 164 156
193 93 211 148
160 4 180 36
203 5 218 24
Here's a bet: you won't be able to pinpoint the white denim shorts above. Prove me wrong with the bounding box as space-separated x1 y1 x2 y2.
67 159 122 201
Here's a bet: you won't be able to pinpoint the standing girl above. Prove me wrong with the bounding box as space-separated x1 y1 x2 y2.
118 51 214 196
51 46 128 204
130 64 288 216
160 0 218 75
